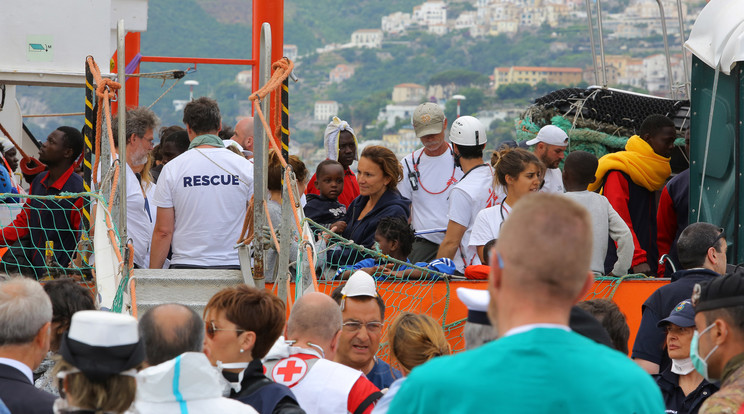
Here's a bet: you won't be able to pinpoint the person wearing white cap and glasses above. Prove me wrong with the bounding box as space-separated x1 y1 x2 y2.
331 271 402 390
263 290 382 414
53 310 146 414
436 116 497 274
526 124 568 193
398 103 464 263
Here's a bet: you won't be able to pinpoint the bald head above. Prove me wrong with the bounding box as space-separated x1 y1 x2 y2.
139 303 203 366
234 117 254 152
287 292 342 344
497 193 593 304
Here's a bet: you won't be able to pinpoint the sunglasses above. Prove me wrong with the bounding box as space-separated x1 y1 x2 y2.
205 320 245 338
709 227 726 250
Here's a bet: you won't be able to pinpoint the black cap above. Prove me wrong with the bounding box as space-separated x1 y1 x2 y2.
692 274 744 312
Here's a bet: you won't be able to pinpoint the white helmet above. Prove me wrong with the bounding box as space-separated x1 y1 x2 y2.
449 116 487 146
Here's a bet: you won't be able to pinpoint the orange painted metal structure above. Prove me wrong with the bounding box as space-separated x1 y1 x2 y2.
111 0 285 136
267 278 669 355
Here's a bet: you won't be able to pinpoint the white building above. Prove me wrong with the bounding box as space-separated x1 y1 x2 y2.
351 29 383 48
454 11 477 31
382 12 412 34
314 101 339 122
377 104 419 127
413 1 447 27
330 64 355 83
235 70 252 89
283 44 298 62
428 23 449 35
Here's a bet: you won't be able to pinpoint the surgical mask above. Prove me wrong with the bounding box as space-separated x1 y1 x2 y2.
214 361 249 396
671 358 695 375
690 323 719 381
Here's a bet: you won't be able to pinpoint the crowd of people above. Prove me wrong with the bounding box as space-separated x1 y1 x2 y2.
0 96 743 413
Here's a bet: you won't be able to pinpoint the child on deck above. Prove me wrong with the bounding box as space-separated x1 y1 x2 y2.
303 160 347 230
334 216 455 280
562 151 633 276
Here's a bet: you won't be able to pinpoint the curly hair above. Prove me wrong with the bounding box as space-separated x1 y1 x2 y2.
376 216 415 257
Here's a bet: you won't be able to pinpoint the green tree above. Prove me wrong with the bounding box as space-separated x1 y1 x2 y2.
496 83 533 100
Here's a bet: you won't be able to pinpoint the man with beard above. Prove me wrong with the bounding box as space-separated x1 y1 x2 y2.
112 108 159 268
398 103 463 263
0 127 84 277
527 125 568 193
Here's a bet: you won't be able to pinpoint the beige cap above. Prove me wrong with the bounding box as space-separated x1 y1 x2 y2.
412 103 445 138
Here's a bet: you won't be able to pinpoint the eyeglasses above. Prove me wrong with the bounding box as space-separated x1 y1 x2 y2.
206 321 245 338
342 321 383 334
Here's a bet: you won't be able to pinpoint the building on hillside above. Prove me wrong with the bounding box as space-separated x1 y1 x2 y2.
454 11 478 31
492 66 583 89
330 64 355 83
392 83 426 104
235 70 252 89
383 127 419 156
314 101 339 122
413 1 447 27
642 53 687 96
382 12 412 34
489 19 519 35
428 23 449 35
283 44 298 62
351 29 383 48
378 104 419 127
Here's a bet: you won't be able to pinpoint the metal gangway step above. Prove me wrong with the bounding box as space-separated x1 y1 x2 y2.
131 269 244 318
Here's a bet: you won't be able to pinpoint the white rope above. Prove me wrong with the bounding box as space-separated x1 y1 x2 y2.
696 66 719 222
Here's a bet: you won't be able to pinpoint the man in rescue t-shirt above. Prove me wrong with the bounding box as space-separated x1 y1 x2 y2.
436 116 496 274
398 103 463 263
150 97 254 269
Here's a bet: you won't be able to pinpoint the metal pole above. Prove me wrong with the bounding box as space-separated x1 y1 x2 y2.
116 19 128 250
252 22 272 289
83 59 94 232
276 71 291 303
655 0 676 99
596 0 608 87
676 0 690 99
584 0 599 85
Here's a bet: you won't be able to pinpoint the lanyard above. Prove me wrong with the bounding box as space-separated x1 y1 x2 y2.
405 145 457 195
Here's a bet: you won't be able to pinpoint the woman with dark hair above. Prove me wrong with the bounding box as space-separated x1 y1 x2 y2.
203 285 304 414
332 146 410 250
35 279 95 394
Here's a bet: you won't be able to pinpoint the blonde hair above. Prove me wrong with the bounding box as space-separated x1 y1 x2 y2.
387 312 450 374
53 359 137 414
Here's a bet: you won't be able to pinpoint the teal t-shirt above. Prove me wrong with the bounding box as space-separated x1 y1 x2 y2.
387 327 664 414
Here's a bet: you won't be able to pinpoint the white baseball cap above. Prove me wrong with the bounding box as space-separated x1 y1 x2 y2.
525 125 569 147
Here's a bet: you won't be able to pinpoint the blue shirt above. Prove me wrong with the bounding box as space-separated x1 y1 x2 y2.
366 358 402 390
388 328 664 414
334 257 455 280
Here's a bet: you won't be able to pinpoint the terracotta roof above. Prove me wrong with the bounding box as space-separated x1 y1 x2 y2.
394 83 425 89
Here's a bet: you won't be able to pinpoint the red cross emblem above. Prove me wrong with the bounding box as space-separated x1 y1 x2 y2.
271 357 308 387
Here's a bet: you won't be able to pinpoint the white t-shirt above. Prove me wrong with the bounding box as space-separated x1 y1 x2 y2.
563 191 633 275
398 146 463 244
125 163 158 268
541 168 565 193
152 147 254 266
469 202 512 248
447 164 497 272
